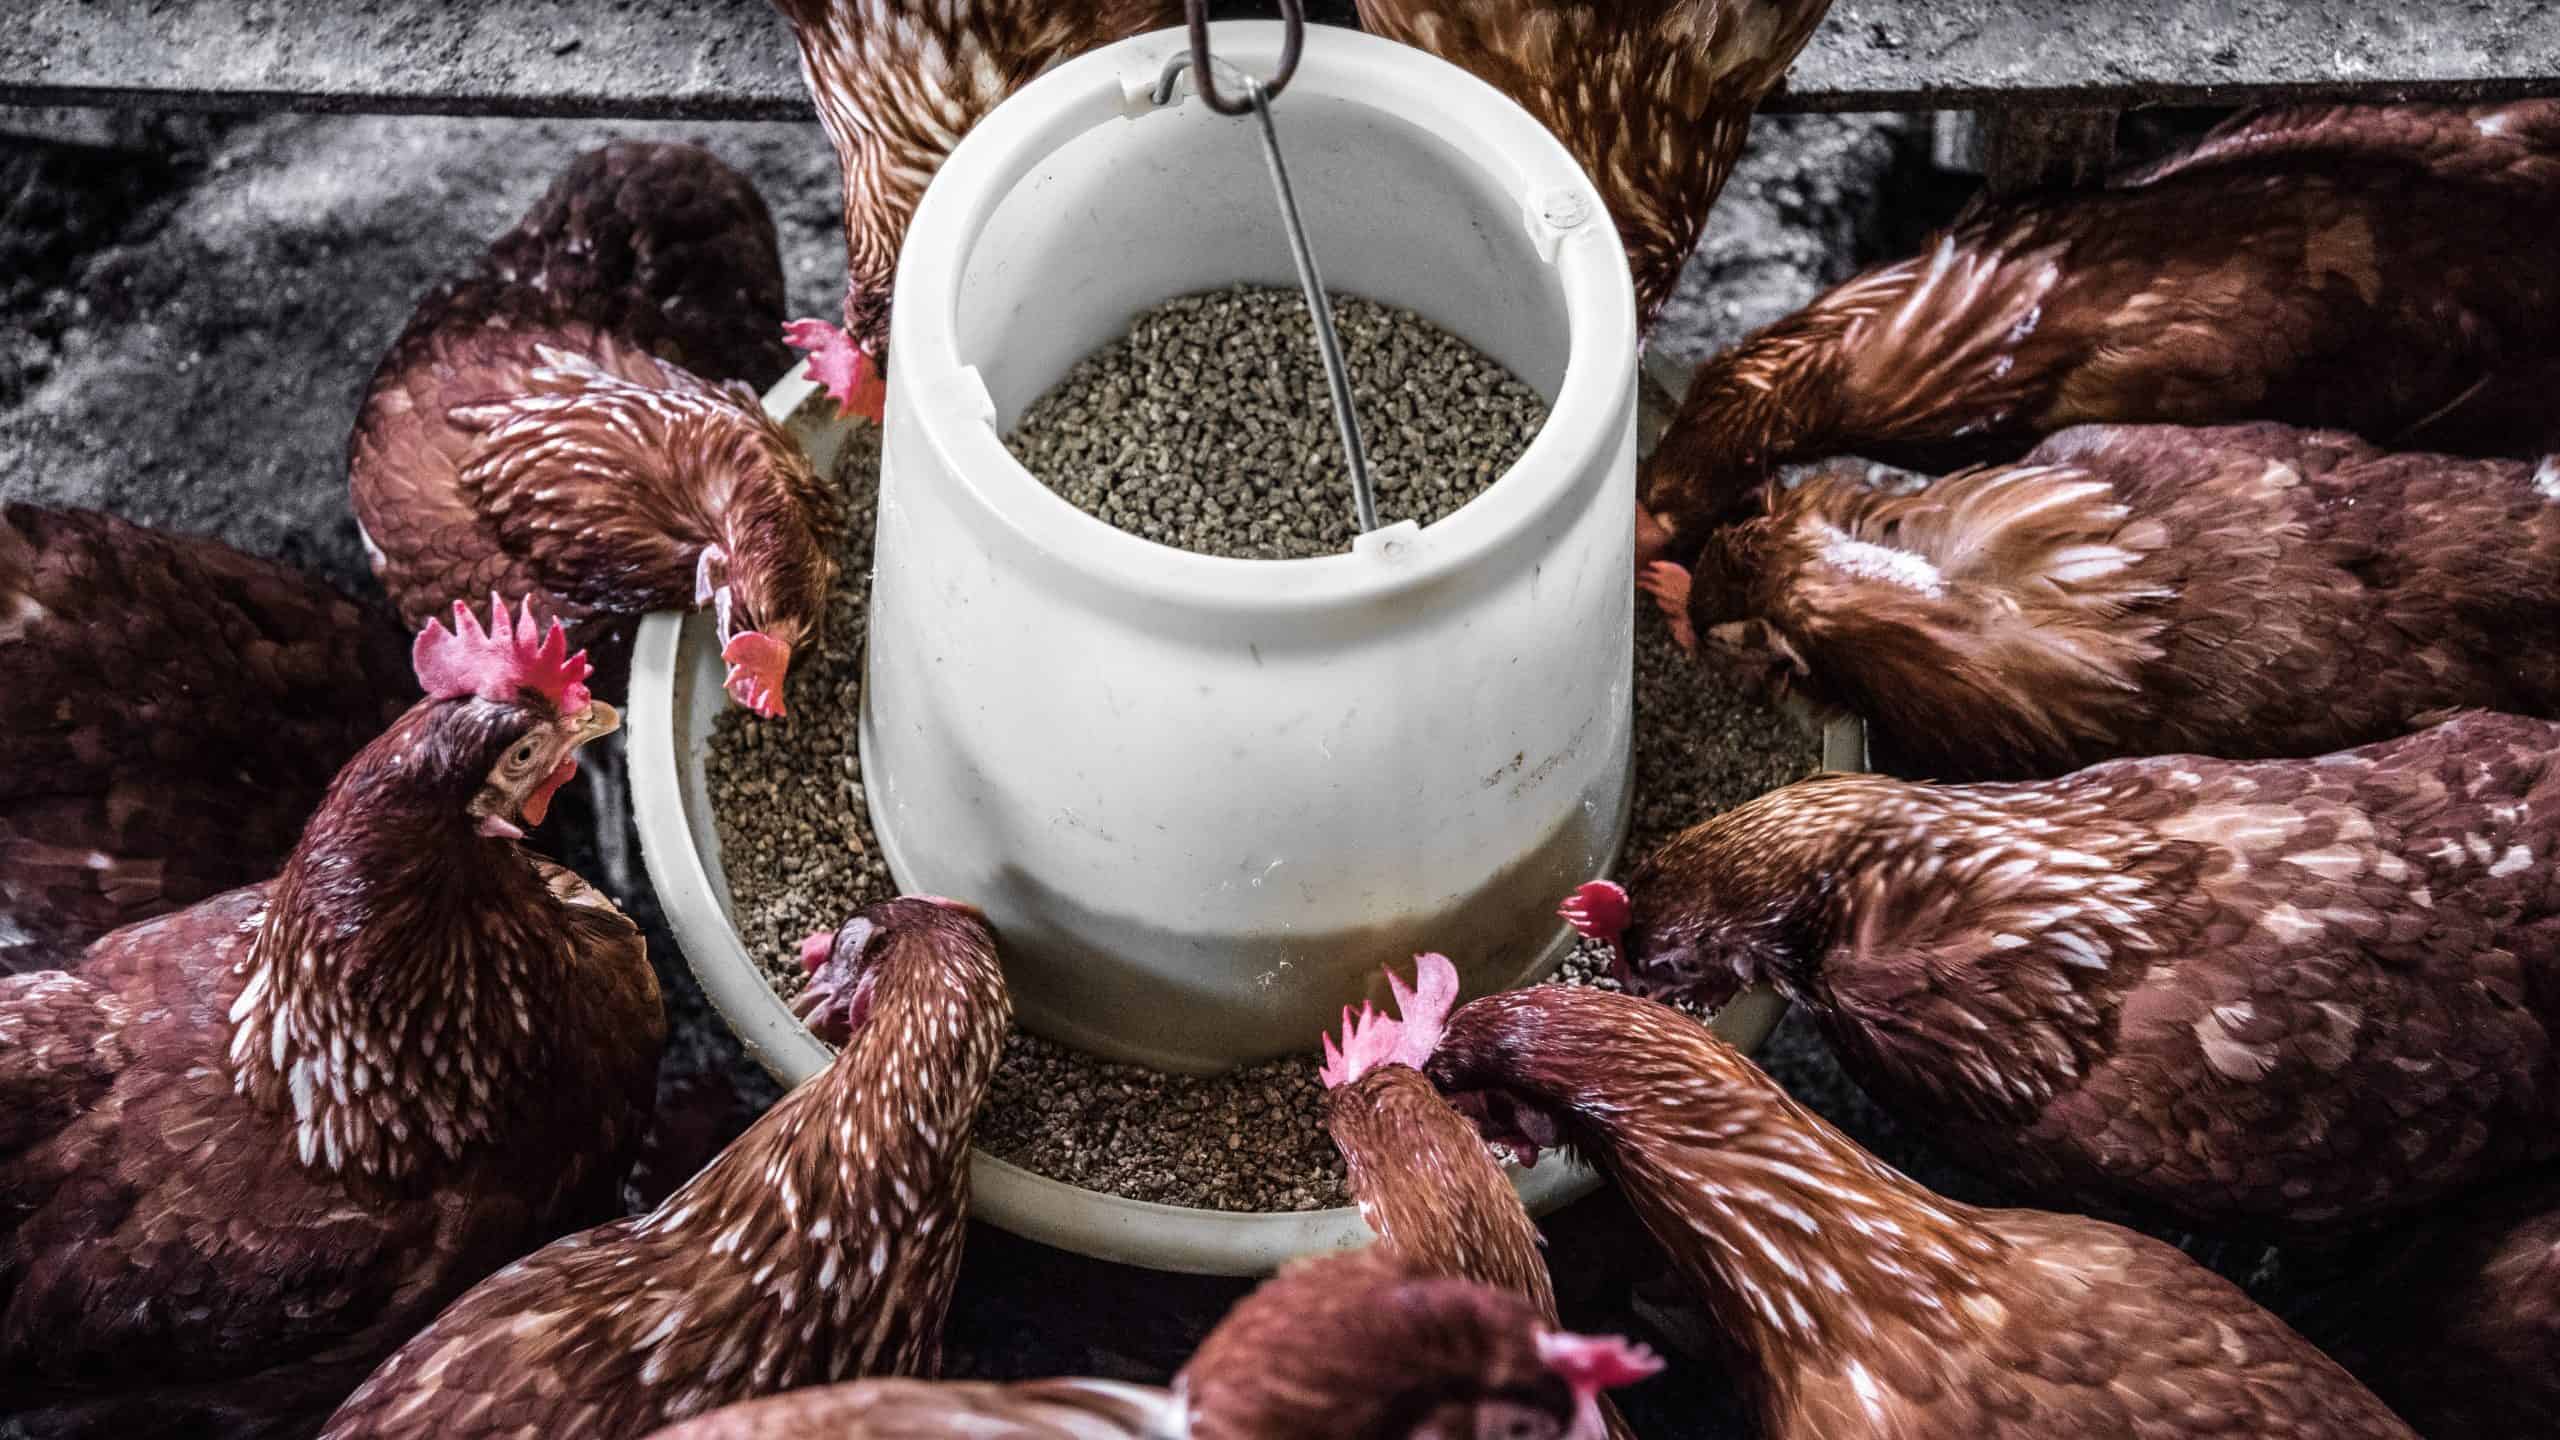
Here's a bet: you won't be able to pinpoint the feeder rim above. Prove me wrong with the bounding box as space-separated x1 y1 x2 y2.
887 19 1639 619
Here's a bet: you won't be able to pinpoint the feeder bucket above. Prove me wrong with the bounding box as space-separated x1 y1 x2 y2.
863 20 1640 1071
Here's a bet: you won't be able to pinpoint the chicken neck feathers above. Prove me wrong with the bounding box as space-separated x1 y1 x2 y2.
1430 988 2413 1439
319 910 1008 1440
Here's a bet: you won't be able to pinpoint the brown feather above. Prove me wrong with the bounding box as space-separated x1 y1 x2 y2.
2 691 661 1438
1646 100 2560 549
2295 1170 2560 1440
0 504 413 974
771 0 1186 356
1352 0 1829 328
318 898 1007 1440
1426 986 2415 1439
1688 422 2560 780
1612 710 2560 1236
347 141 836 695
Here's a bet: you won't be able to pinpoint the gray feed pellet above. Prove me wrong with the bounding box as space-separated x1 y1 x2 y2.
1005 286 1546 560
704 307 1818 1214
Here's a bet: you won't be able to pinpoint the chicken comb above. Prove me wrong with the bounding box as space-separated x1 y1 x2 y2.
1536 1330 1665 1395
1559 880 1631 943
1319 952 1461 1089
412 592 594 713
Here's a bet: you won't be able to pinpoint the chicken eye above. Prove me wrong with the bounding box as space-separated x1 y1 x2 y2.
508 738 542 770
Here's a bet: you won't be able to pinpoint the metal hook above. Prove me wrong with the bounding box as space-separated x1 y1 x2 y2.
1151 11 1376 537
1181 0 1303 117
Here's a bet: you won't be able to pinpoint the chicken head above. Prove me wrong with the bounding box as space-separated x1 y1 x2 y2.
411 594 620 840
1182 1248 1658 1440
794 894 989 1046
783 317 886 426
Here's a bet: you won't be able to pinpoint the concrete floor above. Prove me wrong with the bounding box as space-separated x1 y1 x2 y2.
1 101 2241 1433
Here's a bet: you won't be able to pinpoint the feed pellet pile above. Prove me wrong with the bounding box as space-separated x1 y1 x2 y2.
1007 286 1546 559
707 293 1818 1213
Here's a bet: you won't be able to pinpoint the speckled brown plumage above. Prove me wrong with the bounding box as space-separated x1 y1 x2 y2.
771 0 1184 360
2293 1170 2560 1440
1426 986 2417 1440
1609 710 2560 1237
1 684 660 1438
648 1247 1634 1440
1324 1063 1637 1439
348 141 836 710
1645 101 2560 554
319 897 1009 1440
0 504 414 975
1353 0 1828 329
1677 421 2560 780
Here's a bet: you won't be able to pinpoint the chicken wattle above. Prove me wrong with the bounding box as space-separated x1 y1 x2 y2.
0 503 415 975
1642 100 2560 559
1578 709 2560 1237
1424 985 2416 1439
0 596 660 1438
318 895 1010 1440
772 0 1185 422
349 140 836 719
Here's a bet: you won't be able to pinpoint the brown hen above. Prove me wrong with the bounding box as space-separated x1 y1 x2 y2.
645 1247 1660 1440
0 598 658 1438
1319 954 1639 1439
350 140 835 719
2294 1170 2560 1440
772 0 1182 421
1354 0 1830 331
318 895 1009 1440
1572 709 2560 1238
1647 421 2560 781
0 504 413 974
1424 985 2416 1440
1644 100 2560 559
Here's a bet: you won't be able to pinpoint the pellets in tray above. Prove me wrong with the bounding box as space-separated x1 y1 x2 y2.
704 371 1819 1215
1005 286 1549 561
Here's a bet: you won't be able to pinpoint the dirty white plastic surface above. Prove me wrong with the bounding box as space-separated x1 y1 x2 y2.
632 23 1836 1275
633 366 1821 1275
865 22 1643 1072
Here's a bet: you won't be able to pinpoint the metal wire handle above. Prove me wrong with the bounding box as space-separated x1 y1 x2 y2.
1154 47 1379 536
1184 0 1303 116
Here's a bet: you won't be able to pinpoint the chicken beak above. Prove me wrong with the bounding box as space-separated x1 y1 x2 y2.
569 700 622 746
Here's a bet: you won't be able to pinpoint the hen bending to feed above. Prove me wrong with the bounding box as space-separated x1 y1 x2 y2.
645 1246 1660 1440
1421 984 2416 1440
2294 1170 2560 1440
1642 100 2560 562
1352 0 1830 332
772 0 1183 422
1 597 660 1439
1320 953 1640 1439
1642 422 2560 781
0 503 413 974
350 140 836 720
1568 709 2560 1238
320 895 1009 1440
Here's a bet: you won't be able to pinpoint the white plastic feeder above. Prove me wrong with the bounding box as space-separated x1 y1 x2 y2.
867 21 1638 1071
631 21 1827 1275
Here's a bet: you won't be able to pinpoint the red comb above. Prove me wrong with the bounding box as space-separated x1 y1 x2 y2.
1638 562 1697 654
1319 952 1460 1089
1559 881 1631 943
412 593 593 712
1634 505 1674 569
1537 1330 1664 1395
784 318 886 425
